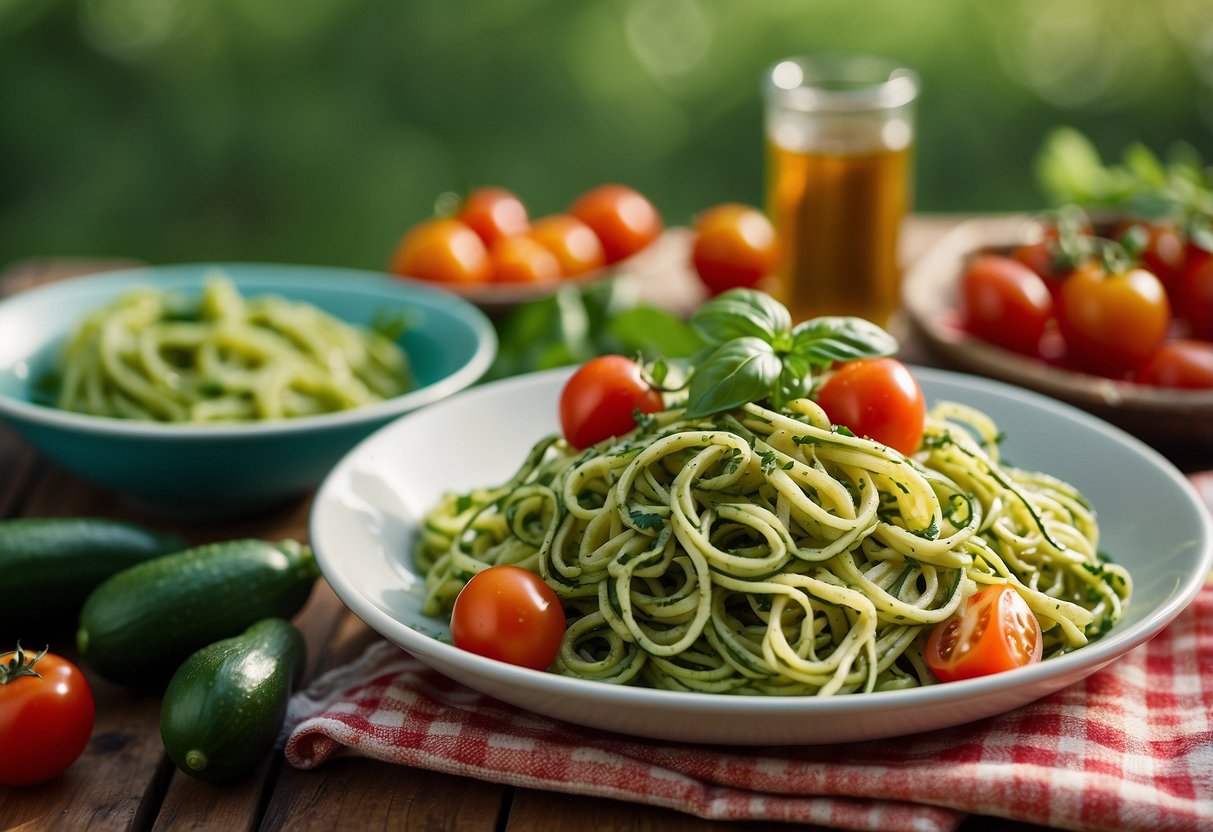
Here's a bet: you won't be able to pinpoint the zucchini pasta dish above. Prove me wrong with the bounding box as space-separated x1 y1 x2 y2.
53 273 413 422
416 291 1131 696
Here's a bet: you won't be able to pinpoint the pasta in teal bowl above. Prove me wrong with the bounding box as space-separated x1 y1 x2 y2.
0 263 497 517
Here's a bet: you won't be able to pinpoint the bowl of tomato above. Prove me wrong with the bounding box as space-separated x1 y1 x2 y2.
902 213 1213 461
388 184 667 315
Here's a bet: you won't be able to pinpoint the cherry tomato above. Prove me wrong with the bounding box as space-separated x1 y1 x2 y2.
569 184 663 265
1011 214 1092 284
1136 340 1213 389
1057 262 1171 376
390 218 492 284
690 203 779 296
959 254 1054 357
1115 219 1185 298
559 355 663 450
489 234 562 284
450 566 566 671
925 584 1043 683
814 358 926 455
0 646 96 786
528 215 606 278
1180 245 1213 341
457 187 530 248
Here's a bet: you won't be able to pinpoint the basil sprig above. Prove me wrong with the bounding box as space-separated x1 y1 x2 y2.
681 289 897 419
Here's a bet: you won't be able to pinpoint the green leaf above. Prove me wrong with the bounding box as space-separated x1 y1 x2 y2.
790 316 898 365
607 305 705 359
1034 126 1110 205
772 352 812 409
691 289 792 346
683 337 782 419
629 510 665 529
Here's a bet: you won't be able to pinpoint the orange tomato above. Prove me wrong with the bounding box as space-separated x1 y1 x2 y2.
1057 262 1170 376
528 215 606 277
489 235 562 284
925 585 1043 683
390 218 492 284
569 184 663 264
690 203 779 295
459 187 530 248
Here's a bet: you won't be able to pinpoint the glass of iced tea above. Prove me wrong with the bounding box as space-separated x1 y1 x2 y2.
763 54 918 327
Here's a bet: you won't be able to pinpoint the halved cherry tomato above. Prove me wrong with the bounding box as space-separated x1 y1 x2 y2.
814 358 926 455
529 215 607 278
925 584 1043 683
451 566 566 670
570 184 663 265
1136 340 1213 389
489 235 561 284
390 218 492 284
559 355 663 450
959 254 1054 357
1057 262 1170 376
690 203 779 296
0 646 96 786
458 187 530 248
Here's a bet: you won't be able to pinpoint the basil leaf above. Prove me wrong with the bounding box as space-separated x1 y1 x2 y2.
691 289 792 346
790 316 898 366
771 352 812 409
607 305 705 359
683 337 781 419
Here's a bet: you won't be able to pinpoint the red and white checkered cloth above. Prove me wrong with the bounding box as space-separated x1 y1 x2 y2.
285 473 1213 832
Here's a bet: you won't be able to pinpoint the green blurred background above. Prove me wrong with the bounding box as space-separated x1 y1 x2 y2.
2 0 1210 272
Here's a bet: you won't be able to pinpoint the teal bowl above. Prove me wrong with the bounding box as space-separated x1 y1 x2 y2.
0 263 497 517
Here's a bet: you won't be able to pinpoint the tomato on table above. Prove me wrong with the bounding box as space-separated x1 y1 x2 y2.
458 187 530 248
390 218 492 284
569 184 663 265
959 254 1054 357
451 566 566 671
690 203 779 296
1056 262 1170 376
560 355 663 450
814 358 926 456
528 215 607 277
925 584 1043 683
1135 340 1213 389
0 646 96 786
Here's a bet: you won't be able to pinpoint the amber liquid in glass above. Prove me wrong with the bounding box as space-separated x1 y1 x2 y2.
766 140 911 327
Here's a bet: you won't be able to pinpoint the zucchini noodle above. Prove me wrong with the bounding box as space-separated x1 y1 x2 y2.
55 273 413 422
417 398 1131 696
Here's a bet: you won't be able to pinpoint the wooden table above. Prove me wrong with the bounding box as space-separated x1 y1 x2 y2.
0 218 1061 831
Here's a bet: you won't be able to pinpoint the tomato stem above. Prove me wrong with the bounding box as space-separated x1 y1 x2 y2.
0 643 46 684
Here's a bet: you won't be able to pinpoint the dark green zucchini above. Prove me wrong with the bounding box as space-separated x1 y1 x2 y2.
160 617 306 784
0 517 185 638
76 538 318 686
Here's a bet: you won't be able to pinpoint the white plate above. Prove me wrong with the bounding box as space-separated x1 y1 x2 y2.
310 366 1213 745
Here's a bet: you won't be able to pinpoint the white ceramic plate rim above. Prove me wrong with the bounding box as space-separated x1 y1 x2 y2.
311 365 1213 738
0 263 498 439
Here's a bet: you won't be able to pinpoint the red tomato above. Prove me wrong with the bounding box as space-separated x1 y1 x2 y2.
1115 219 1185 297
559 355 663 449
1180 246 1213 341
528 215 607 278
814 358 926 455
925 584 1043 683
959 254 1054 356
569 184 663 265
458 187 530 248
0 646 96 786
1136 340 1213 389
450 566 566 670
690 203 779 296
390 218 492 284
1057 262 1170 376
489 235 562 284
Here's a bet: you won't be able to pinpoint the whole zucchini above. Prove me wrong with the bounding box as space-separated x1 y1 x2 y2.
160 617 306 784
76 538 317 686
0 517 185 637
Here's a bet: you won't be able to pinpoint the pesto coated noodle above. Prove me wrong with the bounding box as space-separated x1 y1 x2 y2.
55 274 413 422
418 397 1131 695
